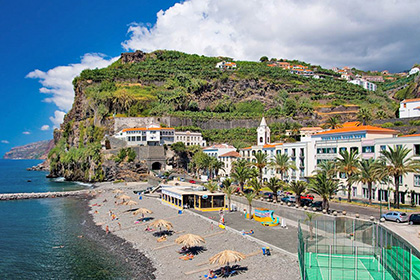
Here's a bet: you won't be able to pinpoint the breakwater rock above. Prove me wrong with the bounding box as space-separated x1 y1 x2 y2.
0 190 94 201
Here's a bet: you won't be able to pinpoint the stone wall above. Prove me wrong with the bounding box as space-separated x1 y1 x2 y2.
114 116 314 132
133 146 166 170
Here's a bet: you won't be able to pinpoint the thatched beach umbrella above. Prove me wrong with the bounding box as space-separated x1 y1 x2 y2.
132 208 152 216
123 200 138 206
112 189 124 194
209 250 246 266
149 219 173 231
116 194 131 200
175 234 205 247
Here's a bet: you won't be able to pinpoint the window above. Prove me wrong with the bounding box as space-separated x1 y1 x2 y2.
137 136 141 141
415 175 420 187
276 150 281 155
300 148 304 157
339 147 347 153
380 145 386 151
362 146 375 153
350 147 359 154
415 145 420 156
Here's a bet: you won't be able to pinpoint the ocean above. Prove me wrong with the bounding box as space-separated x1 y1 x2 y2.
0 159 135 279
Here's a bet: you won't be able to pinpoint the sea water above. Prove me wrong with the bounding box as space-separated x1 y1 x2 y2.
0 159 134 279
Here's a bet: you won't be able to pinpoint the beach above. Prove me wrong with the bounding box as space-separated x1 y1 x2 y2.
89 182 300 280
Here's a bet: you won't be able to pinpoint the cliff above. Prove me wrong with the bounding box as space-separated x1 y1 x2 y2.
3 140 54 159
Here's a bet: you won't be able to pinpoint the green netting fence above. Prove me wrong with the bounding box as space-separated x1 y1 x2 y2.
298 218 420 280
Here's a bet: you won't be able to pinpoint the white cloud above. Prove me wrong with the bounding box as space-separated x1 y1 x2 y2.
22 131 31 135
49 110 67 128
40 125 50 131
1 140 9 144
27 53 117 127
123 0 420 71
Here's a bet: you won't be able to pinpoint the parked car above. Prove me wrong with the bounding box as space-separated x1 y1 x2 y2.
381 211 409 223
311 201 323 211
300 198 312 207
262 192 273 200
281 196 296 203
409 214 420 225
189 180 196 184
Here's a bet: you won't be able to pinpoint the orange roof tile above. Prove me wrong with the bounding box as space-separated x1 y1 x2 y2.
314 123 397 136
263 143 283 148
122 127 174 132
402 98 420 103
242 147 252 150
219 151 241 157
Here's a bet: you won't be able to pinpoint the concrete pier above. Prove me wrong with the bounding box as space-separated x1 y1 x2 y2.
0 190 93 201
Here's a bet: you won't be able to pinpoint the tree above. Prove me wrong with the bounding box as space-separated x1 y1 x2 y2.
315 160 337 179
289 180 307 206
244 191 258 219
269 153 297 181
336 150 360 202
171 142 187 168
222 178 236 211
304 212 318 240
357 107 373 125
376 110 388 120
379 145 420 209
308 172 340 211
253 152 268 181
248 177 262 194
204 181 219 193
355 159 380 205
325 116 342 129
231 164 254 192
210 158 225 179
265 177 282 202
284 98 297 116
260 56 268 63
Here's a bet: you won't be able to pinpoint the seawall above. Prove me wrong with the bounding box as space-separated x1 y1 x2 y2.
0 190 92 201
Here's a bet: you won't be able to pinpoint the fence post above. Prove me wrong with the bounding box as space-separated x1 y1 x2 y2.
355 246 358 280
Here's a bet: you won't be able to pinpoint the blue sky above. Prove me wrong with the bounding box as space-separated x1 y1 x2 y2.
0 0 179 155
1 0 419 156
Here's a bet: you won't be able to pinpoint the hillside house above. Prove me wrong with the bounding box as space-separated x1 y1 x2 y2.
348 78 377 91
409 67 420 76
399 98 420 118
216 61 237 70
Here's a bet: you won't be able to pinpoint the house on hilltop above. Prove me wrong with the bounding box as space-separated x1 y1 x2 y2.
215 61 237 70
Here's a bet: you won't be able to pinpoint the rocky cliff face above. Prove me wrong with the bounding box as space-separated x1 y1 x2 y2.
3 140 54 159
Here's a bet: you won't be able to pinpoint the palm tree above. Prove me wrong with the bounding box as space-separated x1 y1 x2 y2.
289 180 307 206
336 150 360 202
315 160 337 179
376 110 388 120
222 178 236 211
204 181 219 193
308 172 340 211
355 159 381 205
357 107 373 125
325 116 342 129
269 153 297 181
211 158 225 179
248 177 262 194
243 191 258 219
304 212 318 240
253 152 268 181
265 177 282 202
379 145 420 208
231 165 253 192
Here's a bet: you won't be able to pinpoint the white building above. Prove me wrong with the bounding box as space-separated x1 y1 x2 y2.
203 144 236 158
409 67 419 76
348 79 377 91
399 98 420 118
257 117 270 145
115 125 206 147
219 151 241 176
174 131 206 147
215 61 237 69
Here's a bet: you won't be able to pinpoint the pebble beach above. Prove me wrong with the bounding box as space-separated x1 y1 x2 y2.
89 182 301 280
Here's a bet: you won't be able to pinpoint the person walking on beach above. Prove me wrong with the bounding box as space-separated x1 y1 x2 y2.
106 225 109 235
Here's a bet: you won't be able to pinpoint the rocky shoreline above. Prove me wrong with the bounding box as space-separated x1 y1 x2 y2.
0 190 91 200
80 195 156 279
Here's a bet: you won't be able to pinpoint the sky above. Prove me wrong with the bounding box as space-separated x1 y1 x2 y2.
0 0 419 156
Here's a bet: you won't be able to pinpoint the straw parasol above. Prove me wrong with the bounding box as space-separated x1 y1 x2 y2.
123 200 138 206
112 189 124 194
209 250 246 266
149 219 173 230
132 208 152 216
116 194 131 200
175 234 205 247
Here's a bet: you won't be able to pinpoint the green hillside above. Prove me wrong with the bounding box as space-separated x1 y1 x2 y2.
74 50 397 121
